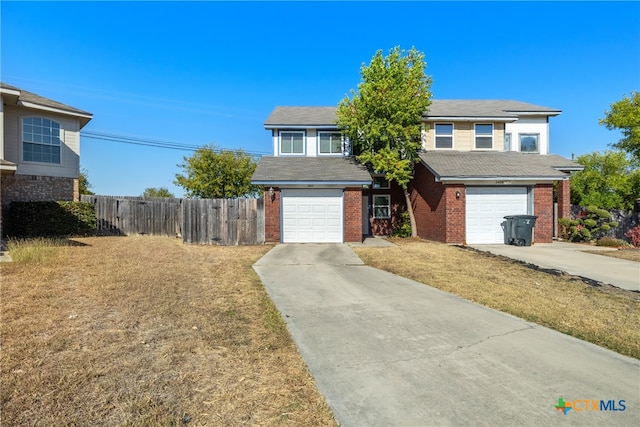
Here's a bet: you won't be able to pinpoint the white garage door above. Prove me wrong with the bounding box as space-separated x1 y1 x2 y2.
466 187 528 244
281 189 343 243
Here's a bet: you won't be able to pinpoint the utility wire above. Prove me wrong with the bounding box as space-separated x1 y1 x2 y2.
81 131 269 157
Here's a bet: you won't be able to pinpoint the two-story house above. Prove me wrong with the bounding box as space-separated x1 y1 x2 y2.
251 101 583 244
1 82 93 230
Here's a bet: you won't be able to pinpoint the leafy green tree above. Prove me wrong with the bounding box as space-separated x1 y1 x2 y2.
599 91 640 163
571 150 640 210
142 187 175 198
79 168 94 195
175 145 259 199
337 46 432 236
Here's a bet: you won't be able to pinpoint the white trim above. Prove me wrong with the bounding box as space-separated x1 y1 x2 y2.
423 116 518 122
278 130 306 156
17 100 92 120
474 123 494 150
317 131 344 155
372 194 391 219
434 122 454 149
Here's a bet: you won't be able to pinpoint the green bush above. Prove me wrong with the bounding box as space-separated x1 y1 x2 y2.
560 205 620 243
3 201 96 238
392 210 412 238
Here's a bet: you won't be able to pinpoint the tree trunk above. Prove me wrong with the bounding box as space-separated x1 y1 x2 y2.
403 186 418 238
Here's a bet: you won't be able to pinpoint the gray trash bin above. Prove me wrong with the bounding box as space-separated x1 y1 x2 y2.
504 215 537 246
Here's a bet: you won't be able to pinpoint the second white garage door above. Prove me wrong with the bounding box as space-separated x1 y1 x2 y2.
466 187 528 244
281 189 343 243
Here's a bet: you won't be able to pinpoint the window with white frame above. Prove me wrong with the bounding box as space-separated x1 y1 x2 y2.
22 117 62 164
373 195 390 218
318 132 342 154
435 123 453 149
279 131 305 154
504 133 512 151
519 133 539 153
475 124 493 149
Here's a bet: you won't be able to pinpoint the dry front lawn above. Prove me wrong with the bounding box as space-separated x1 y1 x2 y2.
1 237 336 426
353 238 640 360
587 248 640 262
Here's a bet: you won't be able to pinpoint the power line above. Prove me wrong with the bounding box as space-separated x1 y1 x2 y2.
81 131 269 157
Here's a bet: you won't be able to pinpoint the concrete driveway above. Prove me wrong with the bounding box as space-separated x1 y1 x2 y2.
470 241 639 291
254 244 639 427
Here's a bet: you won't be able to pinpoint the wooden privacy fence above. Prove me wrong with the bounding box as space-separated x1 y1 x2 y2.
81 195 264 245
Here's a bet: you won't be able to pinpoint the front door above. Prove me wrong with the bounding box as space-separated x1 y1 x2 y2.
362 194 371 236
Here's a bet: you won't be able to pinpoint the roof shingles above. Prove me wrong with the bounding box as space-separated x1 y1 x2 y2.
252 156 371 184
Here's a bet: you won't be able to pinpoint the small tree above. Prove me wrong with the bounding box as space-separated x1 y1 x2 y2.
175 145 259 199
337 46 432 237
79 168 94 195
571 150 639 211
142 187 175 198
599 91 640 163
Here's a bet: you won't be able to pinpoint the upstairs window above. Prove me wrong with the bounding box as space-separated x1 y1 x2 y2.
519 134 539 153
475 124 493 149
435 123 453 149
280 131 304 155
23 117 62 163
372 176 389 189
318 132 342 155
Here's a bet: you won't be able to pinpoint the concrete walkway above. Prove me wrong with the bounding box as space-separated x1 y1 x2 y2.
470 241 639 291
254 244 639 427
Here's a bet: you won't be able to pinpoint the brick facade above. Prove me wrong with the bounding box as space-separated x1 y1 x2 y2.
411 164 448 242
533 183 554 243
557 178 571 220
444 184 466 243
264 187 281 242
343 187 363 242
1 175 78 207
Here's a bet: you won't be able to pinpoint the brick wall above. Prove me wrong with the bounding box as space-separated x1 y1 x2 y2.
343 187 363 242
557 178 571 220
444 185 466 244
264 186 280 243
368 182 406 236
1 175 78 207
533 184 554 243
411 164 448 242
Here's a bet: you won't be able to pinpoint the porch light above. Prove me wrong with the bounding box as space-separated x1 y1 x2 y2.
268 187 275 202
455 191 461 200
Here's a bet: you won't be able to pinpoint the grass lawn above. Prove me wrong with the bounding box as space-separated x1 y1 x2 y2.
353 238 640 360
1 237 336 426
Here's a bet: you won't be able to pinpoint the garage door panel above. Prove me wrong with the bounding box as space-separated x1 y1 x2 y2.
281 189 344 243
466 187 528 244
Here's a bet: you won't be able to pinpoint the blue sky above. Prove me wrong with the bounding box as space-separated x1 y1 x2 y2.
2 1 639 197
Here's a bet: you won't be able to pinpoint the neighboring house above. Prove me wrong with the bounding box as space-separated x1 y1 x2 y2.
252 101 583 244
0 82 93 231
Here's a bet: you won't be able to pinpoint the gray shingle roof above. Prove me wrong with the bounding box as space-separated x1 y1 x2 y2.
418 151 582 180
251 156 372 184
1 82 93 119
263 101 561 127
264 106 338 127
423 100 561 119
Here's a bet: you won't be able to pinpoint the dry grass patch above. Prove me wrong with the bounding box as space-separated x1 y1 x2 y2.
353 238 640 360
1 236 336 426
586 248 640 262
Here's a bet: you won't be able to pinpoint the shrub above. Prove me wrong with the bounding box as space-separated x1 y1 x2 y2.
392 210 412 238
3 201 96 238
625 226 640 247
596 237 631 247
561 206 620 243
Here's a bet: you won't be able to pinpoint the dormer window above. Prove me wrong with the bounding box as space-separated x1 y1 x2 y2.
279 131 305 155
318 132 342 155
22 117 62 163
475 124 493 149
